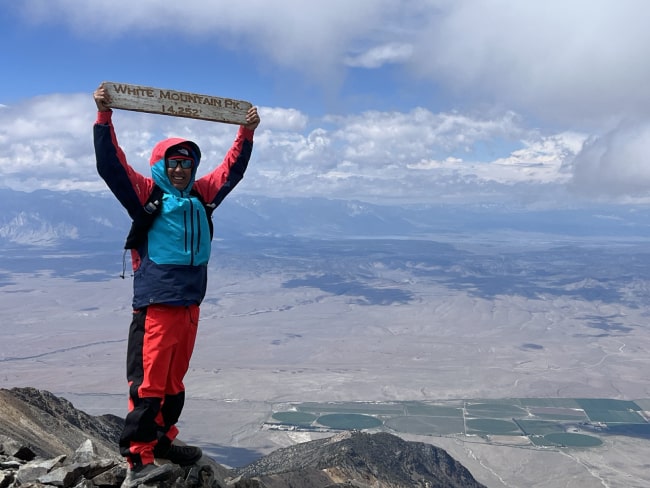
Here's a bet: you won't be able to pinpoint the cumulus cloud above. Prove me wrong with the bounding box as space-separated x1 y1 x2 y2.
220 108 585 205
0 93 586 204
344 43 414 69
257 108 308 132
15 0 399 82
13 0 650 130
0 94 262 191
407 132 586 187
568 120 650 201
0 95 97 186
409 0 650 127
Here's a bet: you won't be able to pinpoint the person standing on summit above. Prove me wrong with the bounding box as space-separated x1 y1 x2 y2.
92 83 260 484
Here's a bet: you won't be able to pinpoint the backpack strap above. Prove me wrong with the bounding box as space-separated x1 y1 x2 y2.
124 185 165 249
190 188 216 240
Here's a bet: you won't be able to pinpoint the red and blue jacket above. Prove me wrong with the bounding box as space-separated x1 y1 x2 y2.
94 110 254 309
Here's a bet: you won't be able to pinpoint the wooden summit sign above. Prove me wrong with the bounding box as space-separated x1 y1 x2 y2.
103 81 252 125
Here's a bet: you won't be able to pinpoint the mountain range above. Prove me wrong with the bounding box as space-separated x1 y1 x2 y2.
2 188 650 251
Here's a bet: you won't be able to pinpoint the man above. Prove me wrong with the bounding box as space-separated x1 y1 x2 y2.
93 83 260 485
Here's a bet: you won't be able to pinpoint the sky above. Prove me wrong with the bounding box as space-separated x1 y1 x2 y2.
1 0 650 207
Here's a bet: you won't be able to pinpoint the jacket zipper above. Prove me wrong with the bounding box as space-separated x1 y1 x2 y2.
181 194 203 266
195 208 202 255
183 210 189 255
188 199 195 266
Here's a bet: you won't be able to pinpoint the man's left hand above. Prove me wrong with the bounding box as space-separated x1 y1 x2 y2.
244 107 260 131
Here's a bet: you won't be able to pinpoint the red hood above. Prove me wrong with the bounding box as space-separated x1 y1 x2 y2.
149 137 201 166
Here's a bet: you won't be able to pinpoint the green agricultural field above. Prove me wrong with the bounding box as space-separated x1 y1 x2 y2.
515 419 566 435
466 418 521 435
465 403 528 418
576 398 641 411
265 398 650 450
405 403 463 417
584 409 646 423
385 415 465 436
297 402 405 415
542 433 603 448
271 411 317 426
317 413 383 430
528 408 588 421
519 398 582 409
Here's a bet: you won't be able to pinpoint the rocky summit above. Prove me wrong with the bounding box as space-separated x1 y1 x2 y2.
0 387 486 488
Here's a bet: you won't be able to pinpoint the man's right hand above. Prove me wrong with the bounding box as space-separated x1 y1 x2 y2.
93 83 112 112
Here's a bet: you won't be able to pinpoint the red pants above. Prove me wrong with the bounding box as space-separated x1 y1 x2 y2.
119 304 199 466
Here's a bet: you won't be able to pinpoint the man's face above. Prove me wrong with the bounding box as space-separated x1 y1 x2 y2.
166 157 193 190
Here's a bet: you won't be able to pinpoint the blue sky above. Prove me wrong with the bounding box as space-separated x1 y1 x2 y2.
1 0 650 207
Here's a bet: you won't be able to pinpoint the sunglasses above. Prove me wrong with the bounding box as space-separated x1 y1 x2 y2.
167 158 194 169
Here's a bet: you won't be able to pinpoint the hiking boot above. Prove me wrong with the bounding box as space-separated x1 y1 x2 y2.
154 443 202 466
121 463 175 488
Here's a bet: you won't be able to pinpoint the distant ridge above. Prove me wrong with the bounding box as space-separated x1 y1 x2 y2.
233 430 485 487
1 187 649 250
